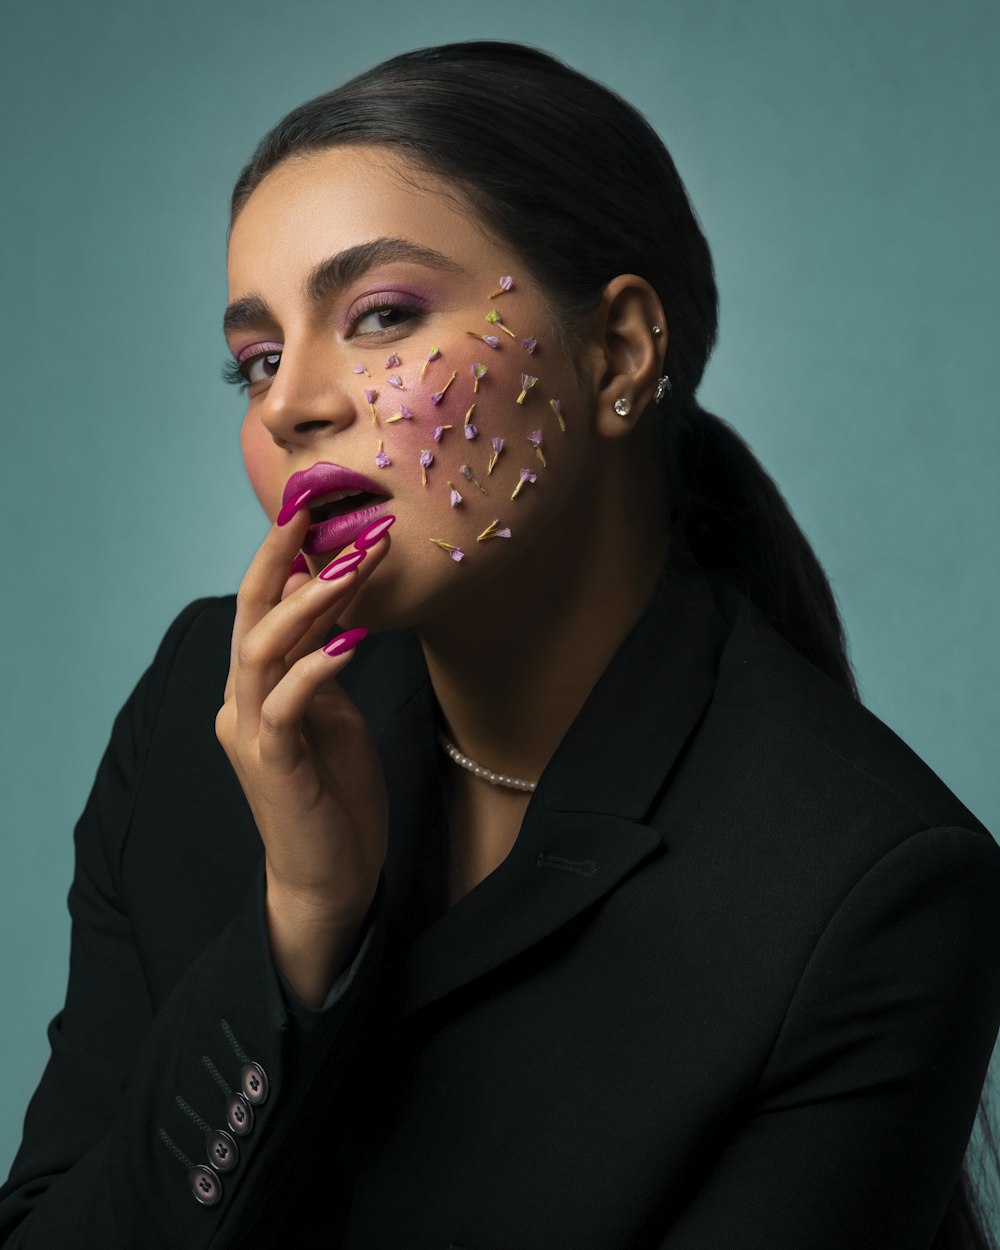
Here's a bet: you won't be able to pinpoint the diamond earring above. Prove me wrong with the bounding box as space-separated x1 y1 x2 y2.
651 324 663 336
654 375 672 404
613 397 632 417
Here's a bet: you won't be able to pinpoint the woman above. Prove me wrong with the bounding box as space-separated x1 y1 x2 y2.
2 40 999 1249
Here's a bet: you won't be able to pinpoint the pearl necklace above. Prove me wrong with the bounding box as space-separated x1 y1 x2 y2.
436 730 538 793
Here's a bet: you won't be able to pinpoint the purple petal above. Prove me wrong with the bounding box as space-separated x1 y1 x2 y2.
490 436 505 453
365 388 377 404
385 353 401 367
464 424 478 440
450 489 462 507
483 335 501 350
352 363 367 374
432 425 448 443
430 391 445 405
499 275 514 291
496 527 511 538
375 451 392 468
420 449 434 468
519 468 537 483
521 374 538 390
527 429 542 446
399 404 413 419
521 337 538 355
387 374 404 389
450 548 465 562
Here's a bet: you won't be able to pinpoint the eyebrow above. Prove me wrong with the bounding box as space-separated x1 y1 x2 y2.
222 237 464 337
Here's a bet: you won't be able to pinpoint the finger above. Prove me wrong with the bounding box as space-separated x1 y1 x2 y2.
224 501 314 703
256 630 368 770
280 533 393 670
233 533 391 724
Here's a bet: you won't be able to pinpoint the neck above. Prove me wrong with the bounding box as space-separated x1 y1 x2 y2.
418 437 670 788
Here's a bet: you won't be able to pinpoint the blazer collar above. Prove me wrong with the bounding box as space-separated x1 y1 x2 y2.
346 538 731 1019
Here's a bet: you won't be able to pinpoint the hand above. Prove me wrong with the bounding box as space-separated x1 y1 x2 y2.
215 505 394 1004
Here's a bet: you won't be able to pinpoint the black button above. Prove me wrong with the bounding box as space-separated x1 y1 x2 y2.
240 1061 269 1107
225 1092 254 1137
189 1165 222 1206
206 1128 239 1173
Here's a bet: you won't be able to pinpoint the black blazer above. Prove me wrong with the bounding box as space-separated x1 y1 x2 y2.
3 542 999 1249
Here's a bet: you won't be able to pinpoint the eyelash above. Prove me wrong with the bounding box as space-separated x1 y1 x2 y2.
222 296 425 393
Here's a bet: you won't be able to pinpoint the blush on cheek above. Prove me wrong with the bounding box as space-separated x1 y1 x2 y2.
240 418 278 515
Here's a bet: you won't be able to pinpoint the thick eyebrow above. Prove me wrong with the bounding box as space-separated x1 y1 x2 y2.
222 237 464 338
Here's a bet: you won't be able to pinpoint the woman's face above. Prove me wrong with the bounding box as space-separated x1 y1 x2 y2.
225 145 597 630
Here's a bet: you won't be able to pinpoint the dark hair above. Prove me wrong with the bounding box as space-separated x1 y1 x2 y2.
232 42 998 1243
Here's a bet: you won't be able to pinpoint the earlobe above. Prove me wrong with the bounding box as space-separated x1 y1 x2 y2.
591 275 667 438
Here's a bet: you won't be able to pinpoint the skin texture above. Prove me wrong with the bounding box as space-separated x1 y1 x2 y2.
220 145 671 1000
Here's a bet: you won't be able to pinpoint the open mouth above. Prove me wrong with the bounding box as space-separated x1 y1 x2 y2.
308 489 388 524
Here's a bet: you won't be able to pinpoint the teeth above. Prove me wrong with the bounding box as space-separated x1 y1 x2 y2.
313 488 365 506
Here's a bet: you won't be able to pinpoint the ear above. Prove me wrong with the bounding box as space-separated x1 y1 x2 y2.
587 275 667 439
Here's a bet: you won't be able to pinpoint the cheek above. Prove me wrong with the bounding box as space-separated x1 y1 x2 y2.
240 415 278 514
364 330 569 558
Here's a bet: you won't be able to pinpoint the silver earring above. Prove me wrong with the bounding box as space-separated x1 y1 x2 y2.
613 397 632 417
651 324 663 337
654 375 672 404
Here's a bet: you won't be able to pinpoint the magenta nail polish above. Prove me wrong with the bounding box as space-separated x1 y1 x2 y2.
353 514 396 550
319 549 366 581
276 488 312 527
288 553 309 577
323 627 368 657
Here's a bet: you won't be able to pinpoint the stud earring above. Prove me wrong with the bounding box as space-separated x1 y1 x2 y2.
654 375 672 404
613 397 632 417
651 324 663 337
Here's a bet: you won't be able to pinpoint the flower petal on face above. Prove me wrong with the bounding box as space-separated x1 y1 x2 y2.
521 337 538 355
464 424 478 440
387 374 405 389
365 388 377 404
420 449 434 468
385 353 401 368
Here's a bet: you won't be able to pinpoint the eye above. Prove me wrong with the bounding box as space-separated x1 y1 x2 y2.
223 342 283 393
244 350 282 384
348 297 425 339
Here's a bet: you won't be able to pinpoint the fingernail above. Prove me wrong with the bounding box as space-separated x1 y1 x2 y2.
354 514 396 549
276 488 313 527
319 549 366 581
323 627 368 657
289 553 309 577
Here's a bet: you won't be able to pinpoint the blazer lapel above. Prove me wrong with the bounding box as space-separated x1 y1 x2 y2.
356 539 730 1022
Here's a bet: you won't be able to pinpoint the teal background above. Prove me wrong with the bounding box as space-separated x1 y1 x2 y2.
2 0 998 1213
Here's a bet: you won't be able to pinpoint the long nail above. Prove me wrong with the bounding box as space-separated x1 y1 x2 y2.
323 627 368 657
276 488 313 527
354 514 396 549
319 549 366 581
289 553 309 576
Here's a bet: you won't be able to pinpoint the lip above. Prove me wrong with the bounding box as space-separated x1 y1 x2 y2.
302 497 392 555
282 462 390 507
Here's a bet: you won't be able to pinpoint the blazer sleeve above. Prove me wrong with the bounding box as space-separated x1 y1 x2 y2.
659 825 1000 1250
0 599 387 1250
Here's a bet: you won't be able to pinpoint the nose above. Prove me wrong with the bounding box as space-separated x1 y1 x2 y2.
258 341 357 450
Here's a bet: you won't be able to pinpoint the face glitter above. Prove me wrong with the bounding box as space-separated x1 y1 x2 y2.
420 448 434 486
431 424 453 443
511 468 537 500
485 309 517 339
364 388 379 424
375 439 392 468
516 374 539 405
487 436 505 475
527 430 547 467
460 464 488 494
521 338 538 355
549 398 567 432
430 371 458 405
476 518 512 541
471 363 488 393
430 538 465 562
489 275 514 297
387 374 406 389
420 346 441 381
447 480 463 506
385 353 401 368
386 404 414 424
